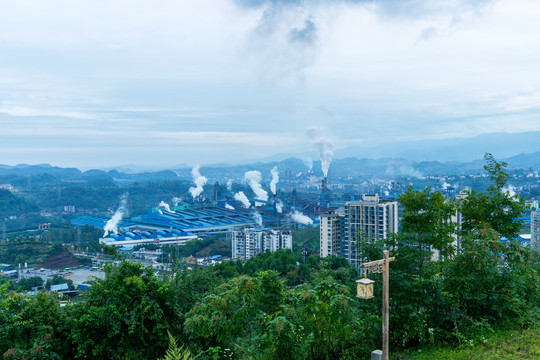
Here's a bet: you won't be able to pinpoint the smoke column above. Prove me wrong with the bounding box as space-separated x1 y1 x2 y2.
270 166 279 195
172 197 182 206
290 210 313 225
189 165 208 199
234 191 251 208
159 201 171 212
227 179 233 191
253 211 263 227
244 170 268 206
104 193 129 236
307 128 334 177
276 200 283 214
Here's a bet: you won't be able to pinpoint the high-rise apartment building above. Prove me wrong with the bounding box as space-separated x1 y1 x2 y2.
319 195 398 267
343 194 399 267
231 228 292 260
531 211 540 251
320 209 345 258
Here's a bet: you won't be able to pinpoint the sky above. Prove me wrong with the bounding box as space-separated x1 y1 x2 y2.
1 0 540 168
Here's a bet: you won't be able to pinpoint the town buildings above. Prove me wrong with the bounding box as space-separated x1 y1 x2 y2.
532 211 540 251
231 228 292 260
320 194 399 268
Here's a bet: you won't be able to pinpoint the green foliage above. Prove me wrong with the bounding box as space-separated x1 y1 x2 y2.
399 187 457 258
394 327 540 360
460 153 527 239
16 276 44 291
0 289 73 359
70 262 181 359
160 332 195 360
0 189 37 218
292 225 320 251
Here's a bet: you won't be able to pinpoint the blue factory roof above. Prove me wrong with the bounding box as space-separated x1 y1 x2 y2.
71 205 274 235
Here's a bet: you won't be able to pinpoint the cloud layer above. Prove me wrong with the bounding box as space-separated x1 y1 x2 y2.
1 0 539 167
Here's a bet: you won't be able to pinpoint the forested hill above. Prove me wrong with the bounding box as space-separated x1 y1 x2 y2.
0 189 36 218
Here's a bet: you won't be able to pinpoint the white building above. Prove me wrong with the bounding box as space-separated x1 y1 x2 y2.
231 228 293 260
343 194 399 267
531 211 540 251
320 210 344 258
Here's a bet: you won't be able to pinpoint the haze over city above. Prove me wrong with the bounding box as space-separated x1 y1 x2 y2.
1 0 540 168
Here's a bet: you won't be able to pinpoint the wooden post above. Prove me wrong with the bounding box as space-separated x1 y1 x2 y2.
382 250 389 360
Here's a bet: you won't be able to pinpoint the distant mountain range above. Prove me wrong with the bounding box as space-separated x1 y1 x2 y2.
1 150 540 185
334 131 540 162
1 131 539 182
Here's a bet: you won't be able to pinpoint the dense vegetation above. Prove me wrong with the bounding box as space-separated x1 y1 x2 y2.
0 155 538 359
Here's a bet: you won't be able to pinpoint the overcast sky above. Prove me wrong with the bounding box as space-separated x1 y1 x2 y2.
1 0 539 168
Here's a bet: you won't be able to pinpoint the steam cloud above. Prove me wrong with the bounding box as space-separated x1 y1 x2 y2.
307 128 334 177
189 165 208 199
104 193 129 237
253 211 263 227
276 200 283 214
159 201 171 212
234 191 251 208
227 179 233 191
270 166 279 195
503 185 518 197
225 203 235 210
172 197 182 206
398 166 424 179
244 170 268 206
290 210 313 225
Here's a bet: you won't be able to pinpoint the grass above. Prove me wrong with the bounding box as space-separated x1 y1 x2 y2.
392 327 540 360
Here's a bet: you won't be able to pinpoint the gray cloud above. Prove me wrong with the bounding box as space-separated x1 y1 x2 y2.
288 18 317 46
235 0 495 18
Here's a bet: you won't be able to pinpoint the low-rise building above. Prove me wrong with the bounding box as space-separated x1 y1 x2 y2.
231 228 292 260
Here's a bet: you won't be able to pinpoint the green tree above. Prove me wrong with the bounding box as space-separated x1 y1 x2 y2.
460 153 527 239
398 187 457 259
0 289 73 359
70 261 182 359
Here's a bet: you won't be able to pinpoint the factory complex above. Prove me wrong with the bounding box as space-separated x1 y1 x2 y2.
71 204 275 247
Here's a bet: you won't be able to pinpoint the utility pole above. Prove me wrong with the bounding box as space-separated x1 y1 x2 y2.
358 250 395 360
382 250 390 360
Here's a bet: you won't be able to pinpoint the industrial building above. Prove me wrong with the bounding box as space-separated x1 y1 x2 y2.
72 204 271 247
230 228 292 260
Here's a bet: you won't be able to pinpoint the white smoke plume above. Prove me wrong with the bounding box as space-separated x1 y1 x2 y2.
398 166 424 179
270 166 279 195
302 157 313 171
234 191 251 208
253 211 263 227
227 179 233 191
244 170 268 206
307 127 334 177
290 210 313 225
189 165 208 199
503 185 517 197
225 203 235 210
172 197 182 206
103 193 128 237
159 201 171 212
276 200 283 214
